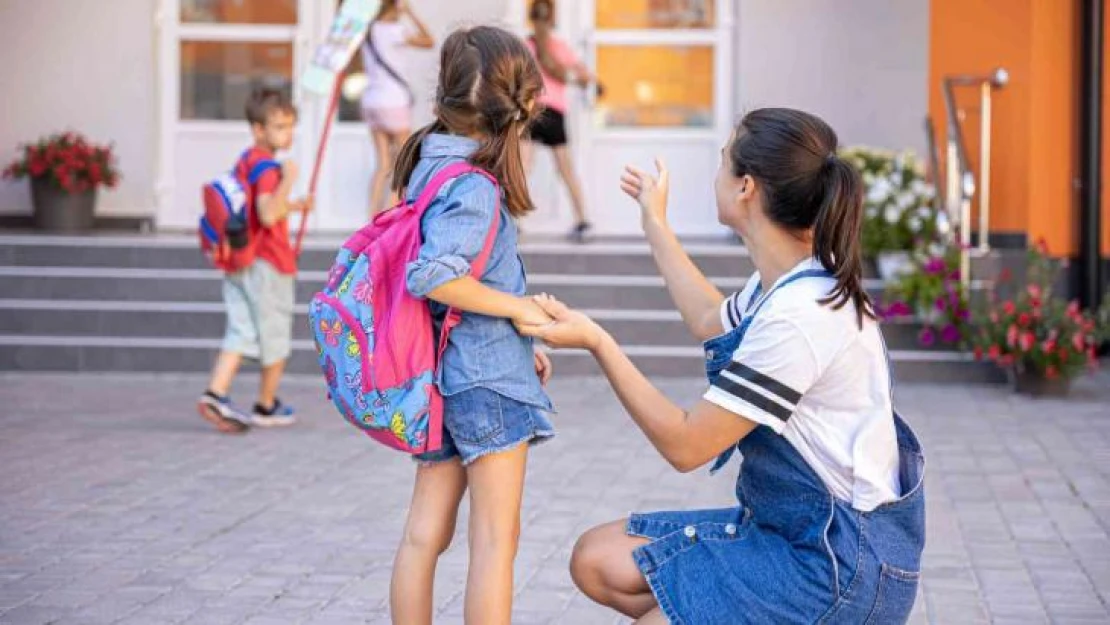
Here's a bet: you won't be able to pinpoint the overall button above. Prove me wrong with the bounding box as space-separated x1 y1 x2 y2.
705 349 715 360
724 523 737 536
683 525 697 538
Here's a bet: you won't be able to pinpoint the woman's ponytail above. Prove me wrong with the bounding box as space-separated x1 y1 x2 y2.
814 155 873 325
729 109 875 327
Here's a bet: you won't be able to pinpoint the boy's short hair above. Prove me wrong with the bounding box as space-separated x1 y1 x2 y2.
245 88 297 126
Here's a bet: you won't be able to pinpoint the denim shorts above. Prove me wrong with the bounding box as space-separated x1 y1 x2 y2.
414 387 555 466
221 259 294 367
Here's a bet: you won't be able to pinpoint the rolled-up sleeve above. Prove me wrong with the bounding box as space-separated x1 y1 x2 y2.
405 174 499 299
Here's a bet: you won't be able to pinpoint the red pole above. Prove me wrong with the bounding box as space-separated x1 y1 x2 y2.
295 77 343 258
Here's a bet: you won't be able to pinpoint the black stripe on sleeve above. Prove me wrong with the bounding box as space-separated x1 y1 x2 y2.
726 294 741 328
713 375 793 422
724 361 803 405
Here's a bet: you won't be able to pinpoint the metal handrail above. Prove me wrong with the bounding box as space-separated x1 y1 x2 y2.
940 67 1008 291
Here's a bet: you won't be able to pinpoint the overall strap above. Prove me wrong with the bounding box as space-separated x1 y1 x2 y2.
416 162 503 363
247 159 281 185
736 269 833 336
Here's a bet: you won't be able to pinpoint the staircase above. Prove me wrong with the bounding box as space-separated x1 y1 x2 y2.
0 233 1004 382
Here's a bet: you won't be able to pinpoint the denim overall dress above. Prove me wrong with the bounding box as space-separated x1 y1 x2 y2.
626 270 927 624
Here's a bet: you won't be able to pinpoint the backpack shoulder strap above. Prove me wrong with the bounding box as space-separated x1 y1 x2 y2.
247 159 281 186
419 162 503 362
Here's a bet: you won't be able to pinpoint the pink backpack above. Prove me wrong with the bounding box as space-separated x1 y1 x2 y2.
308 163 500 453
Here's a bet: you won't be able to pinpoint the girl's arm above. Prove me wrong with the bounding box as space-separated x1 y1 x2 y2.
426 277 551 326
621 160 726 340
407 174 551 326
401 3 435 49
519 296 755 471
532 26 569 82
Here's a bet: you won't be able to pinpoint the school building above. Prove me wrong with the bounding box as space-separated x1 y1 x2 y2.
0 0 1107 298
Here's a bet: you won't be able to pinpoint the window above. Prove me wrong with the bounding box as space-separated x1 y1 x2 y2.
596 0 714 29
180 41 294 120
595 45 713 128
180 0 298 25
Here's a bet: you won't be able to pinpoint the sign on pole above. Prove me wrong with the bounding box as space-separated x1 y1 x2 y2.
301 0 380 95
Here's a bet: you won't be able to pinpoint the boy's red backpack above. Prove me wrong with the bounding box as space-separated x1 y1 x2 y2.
199 151 280 272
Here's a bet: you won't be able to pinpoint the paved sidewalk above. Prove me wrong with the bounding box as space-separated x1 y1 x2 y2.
1 372 1108 625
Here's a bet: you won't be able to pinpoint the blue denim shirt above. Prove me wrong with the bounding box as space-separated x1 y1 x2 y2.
405 134 552 411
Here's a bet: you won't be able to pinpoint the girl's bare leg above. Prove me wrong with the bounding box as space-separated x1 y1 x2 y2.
463 443 529 625
390 459 468 625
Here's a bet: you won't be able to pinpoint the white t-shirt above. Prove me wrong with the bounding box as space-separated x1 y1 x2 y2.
703 257 901 512
360 21 411 109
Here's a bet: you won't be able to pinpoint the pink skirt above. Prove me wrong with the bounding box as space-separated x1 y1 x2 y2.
363 105 412 134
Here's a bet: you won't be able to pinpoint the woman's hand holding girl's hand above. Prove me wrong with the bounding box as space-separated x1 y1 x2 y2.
620 158 670 228
518 294 606 352
512 297 555 329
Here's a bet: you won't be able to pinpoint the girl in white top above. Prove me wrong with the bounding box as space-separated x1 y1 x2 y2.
518 108 923 624
361 0 434 215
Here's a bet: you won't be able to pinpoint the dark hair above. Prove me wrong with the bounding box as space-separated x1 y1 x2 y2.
392 26 543 218
530 0 554 22
729 108 873 325
245 88 297 126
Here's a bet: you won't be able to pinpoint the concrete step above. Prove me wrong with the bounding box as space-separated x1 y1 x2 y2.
0 267 988 309
0 234 1006 279
0 335 1005 382
0 300 956 352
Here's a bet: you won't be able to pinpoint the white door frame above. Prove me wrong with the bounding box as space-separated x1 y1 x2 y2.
567 0 734 236
155 0 323 231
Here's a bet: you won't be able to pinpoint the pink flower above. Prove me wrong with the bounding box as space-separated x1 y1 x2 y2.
353 279 374 305
1072 333 1086 352
918 327 937 347
940 324 961 343
1027 284 1042 300
1019 332 1035 353
1007 325 1019 347
934 297 947 312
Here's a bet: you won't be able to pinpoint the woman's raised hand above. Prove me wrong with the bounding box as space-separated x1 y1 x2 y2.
620 158 670 227
516 294 606 352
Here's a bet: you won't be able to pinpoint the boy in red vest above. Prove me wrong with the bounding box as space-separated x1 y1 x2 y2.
198 89 313 434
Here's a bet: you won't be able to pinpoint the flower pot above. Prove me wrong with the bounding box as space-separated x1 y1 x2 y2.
1008 368 1072 397
30 178 96 232
876 251 913 281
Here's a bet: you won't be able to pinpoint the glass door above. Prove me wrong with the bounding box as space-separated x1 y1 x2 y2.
570 0 733 236
156 0 318 230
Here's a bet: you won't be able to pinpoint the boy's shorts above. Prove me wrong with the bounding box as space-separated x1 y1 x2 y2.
221 259 294 367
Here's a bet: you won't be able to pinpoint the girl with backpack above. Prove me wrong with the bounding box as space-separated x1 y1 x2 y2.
361 0 434 216
388 25 556 625
519 108 926 624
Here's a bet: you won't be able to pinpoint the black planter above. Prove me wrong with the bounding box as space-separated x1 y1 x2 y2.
30 178 96 232
1008 368 1072 397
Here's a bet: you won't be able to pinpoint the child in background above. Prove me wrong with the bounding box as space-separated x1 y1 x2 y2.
197 89 314 434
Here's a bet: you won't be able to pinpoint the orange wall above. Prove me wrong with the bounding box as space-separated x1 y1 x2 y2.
1103 2 1110 256
929 0 1080 255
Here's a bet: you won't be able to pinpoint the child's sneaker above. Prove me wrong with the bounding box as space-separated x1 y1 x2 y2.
197 391 251 434
252 398 296 427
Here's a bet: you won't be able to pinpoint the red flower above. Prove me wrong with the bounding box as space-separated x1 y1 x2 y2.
1046 365 1059 380
1019 331 1035 352
1031 297 1042 310
1067 301 1081 318
1036 237 1049 254
1003 301 1016 316
1027 284 1042 300
1058 346 1070 360
1018 313 1031 327
1007 325 1019 347
1072 333 1086 352
999 354 1015 367
1042 339 1057 353
988 344 1002 361
973 346 984 361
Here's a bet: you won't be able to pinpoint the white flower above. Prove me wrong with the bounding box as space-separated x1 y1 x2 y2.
936 214 951 235
867 178 892 205
884 206 901 224
908 216 923 232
